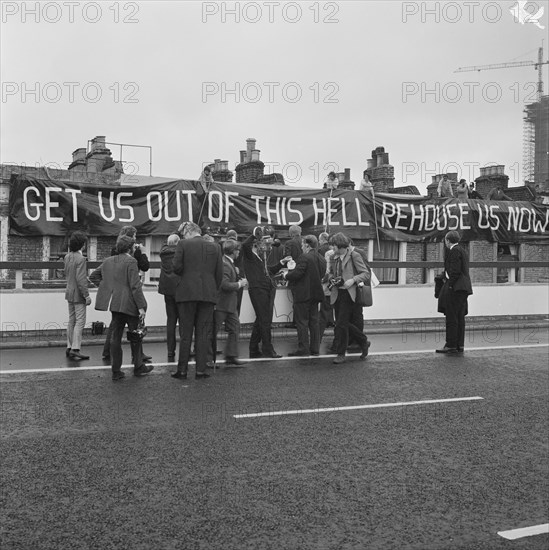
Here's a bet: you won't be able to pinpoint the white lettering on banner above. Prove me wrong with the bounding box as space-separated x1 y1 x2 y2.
265 196 281 225
458 203 471 229
23 187 82 222
23 186 42 221
224 191 239 223
508 206 549 233
341 198 356 226
477 204 500 230
381 202 474 233
64 188 82 222
327 197 339 227
44 187 63 222
251 195 265 224
208 190 223 223
355 198 370 226
312 198 327 226
286 197 304 225
98 191 135 222
146 192 163 222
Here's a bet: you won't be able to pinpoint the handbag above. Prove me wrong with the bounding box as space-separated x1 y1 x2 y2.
356 282 373 307
351 250 374 307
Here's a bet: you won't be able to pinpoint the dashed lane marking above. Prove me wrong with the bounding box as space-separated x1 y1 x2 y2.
1 344 548 374
233 396 484 419
497 523 549 540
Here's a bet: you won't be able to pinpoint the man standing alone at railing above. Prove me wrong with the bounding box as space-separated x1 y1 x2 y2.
64 231 91 360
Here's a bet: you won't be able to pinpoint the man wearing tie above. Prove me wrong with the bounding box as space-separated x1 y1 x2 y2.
216 239 248 366
241 226 287 358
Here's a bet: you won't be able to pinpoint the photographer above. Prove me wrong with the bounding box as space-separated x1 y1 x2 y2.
90 236 152 381
241 226 287 358
102 226 151 362
327 232 371 365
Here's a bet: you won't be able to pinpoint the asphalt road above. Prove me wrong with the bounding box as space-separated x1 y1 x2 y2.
1 331 548 549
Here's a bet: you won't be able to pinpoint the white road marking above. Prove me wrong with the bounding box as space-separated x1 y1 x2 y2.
1 344 548 374
497 523 549 540
233 396 484 419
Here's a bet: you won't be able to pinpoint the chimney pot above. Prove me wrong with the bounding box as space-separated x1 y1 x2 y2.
251 149 261 162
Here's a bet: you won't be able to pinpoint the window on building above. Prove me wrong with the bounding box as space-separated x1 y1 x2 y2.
497 243 518 283
372 240 399 284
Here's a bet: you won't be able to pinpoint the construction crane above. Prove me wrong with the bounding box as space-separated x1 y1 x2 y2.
455 45 549 185
455 45 548 101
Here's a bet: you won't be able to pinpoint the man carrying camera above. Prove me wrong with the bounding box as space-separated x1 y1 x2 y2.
327 232 371 365
90 235 152 381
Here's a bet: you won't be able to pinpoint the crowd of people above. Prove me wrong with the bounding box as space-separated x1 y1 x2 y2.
62 177 473 381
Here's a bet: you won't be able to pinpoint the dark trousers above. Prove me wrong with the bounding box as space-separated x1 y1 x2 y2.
445 291 468 349
318 295 334 342
164 295 179 357
334 290 368 356
177 301 215 374
293 300 321 354
248 286 276 354
215 309 240 358
110 311 143 373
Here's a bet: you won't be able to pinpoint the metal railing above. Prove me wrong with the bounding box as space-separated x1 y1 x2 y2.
1 260 547 290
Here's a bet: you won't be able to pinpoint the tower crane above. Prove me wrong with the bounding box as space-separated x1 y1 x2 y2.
455 45 549 185
455 45 548 101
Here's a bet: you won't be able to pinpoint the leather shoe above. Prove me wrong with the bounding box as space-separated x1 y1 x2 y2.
436 346 456 354
310 352 320 356
167 354 175 362
195 372 210 379
171 371 187 379
360 339 371 359
333 355 346 365
446 348 462 356
288 351 309 357
142 354 153 363
65 348 71 357
69 350 89 360
249 351 262 358
225 357 247 366
263 351 282 359
112 371 125 381
134 364 154 377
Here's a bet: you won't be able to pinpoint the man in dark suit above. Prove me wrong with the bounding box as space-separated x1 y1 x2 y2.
242 226 287 358
158 234 181 361
282 235 326 356
284 224 303 262
436 230 473 355
216 239 248 366
171 222 223 379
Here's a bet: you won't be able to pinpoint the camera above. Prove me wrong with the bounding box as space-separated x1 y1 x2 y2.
327 276 344 290
126 326 147 343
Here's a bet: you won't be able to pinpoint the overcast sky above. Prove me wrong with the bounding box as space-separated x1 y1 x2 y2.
1 1 548 193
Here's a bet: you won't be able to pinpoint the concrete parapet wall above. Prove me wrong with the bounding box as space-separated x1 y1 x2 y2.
1 284 547 336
